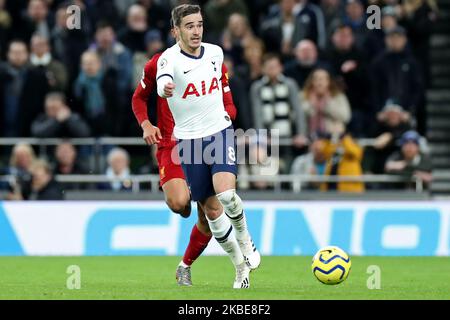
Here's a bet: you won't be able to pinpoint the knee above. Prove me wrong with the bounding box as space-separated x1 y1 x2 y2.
202 203 223 220
166 195 190 216
216 189 243 217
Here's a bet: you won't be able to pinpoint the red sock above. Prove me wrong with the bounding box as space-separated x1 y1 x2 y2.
182 224 212 266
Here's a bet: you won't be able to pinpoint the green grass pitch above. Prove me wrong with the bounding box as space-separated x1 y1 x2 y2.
0 256 448 300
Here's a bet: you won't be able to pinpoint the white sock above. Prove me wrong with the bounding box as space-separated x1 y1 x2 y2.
216 189 250 242
207 211 244 266
178 261 189 268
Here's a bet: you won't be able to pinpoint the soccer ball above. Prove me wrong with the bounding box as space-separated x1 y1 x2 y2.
311 246 351 285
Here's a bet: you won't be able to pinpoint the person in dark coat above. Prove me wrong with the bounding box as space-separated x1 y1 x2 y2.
29 159 64 200
31 92 91 138
53 142 90 191
8 159 64 200
369 26 424 124
117 4 148 54
326 23 369 137
284 39 330 89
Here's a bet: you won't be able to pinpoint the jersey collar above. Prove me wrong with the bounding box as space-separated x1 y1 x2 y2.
179 45 205 59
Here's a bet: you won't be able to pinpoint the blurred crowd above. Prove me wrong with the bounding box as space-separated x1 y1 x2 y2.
0 0 438 198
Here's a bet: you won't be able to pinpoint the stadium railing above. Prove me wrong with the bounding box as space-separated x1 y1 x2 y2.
0 137 433 194
0 137 377 171
0 173 426 193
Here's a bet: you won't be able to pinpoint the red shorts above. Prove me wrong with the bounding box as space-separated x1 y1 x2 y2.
156 145 185 187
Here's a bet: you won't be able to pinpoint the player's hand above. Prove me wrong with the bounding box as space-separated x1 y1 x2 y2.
141 120 162 145
163 82 175 98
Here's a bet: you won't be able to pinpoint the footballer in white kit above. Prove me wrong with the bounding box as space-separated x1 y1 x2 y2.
156 42 232 140
157 4 261 289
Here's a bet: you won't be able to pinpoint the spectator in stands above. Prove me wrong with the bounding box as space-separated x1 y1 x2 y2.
364 6 399 63
291 0 327 50
326 23 368 137
90 21 133 135
0 0 12 58
8 159 64 200
221 13 254 67
398 0 438 88
29 159 64 200
251 53 308 172
51 3 89 85
118 4 148 54
370 100 412 174
16 0 52 43
398 0 438 135
224 55 253 131
132 29 164 89
53 142 90 191
4 143 35 200
137 0 171 37
290 132 328 191
74 50 115 136
30 33 68 92
370 26 424 120
342 0 367 51
204 0 249 43
260 0 298 58
300 68 351 137
235 38 265 91
0 41 30 137
31 92 91 138
321 0 345 40
102 147 132 191
320 130 365 192
238 139 281 190
385 130 432 189
284 40 328 88
83 0 120 32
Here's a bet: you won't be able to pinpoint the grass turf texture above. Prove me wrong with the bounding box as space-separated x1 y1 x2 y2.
0 256 448 300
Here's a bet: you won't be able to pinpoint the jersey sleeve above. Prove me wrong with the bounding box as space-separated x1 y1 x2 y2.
131 55 158 126
156 51 175 98
221 63 237 121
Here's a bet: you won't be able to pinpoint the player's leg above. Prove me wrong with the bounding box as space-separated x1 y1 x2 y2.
176 203 212 286
181 203 211 266
201 195 250 289
178 137 250 288
211 127 261 270
158 147 212 285
213 172 261 270
162 178 191 217
159 146 192 217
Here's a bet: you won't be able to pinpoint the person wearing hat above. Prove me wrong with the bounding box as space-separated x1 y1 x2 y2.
369 24 424 124
370 99 413 174
384 130 432 189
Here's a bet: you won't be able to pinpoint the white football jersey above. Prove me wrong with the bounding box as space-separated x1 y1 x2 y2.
156 42 232 139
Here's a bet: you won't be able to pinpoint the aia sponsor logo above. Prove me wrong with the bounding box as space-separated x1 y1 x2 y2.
182 78 220 99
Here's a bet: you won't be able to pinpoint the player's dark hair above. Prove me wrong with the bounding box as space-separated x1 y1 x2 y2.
171 4 202 27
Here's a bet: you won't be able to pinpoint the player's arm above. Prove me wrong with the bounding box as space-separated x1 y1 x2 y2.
221 63 237 121
156 53 175 98
131 57 162 145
